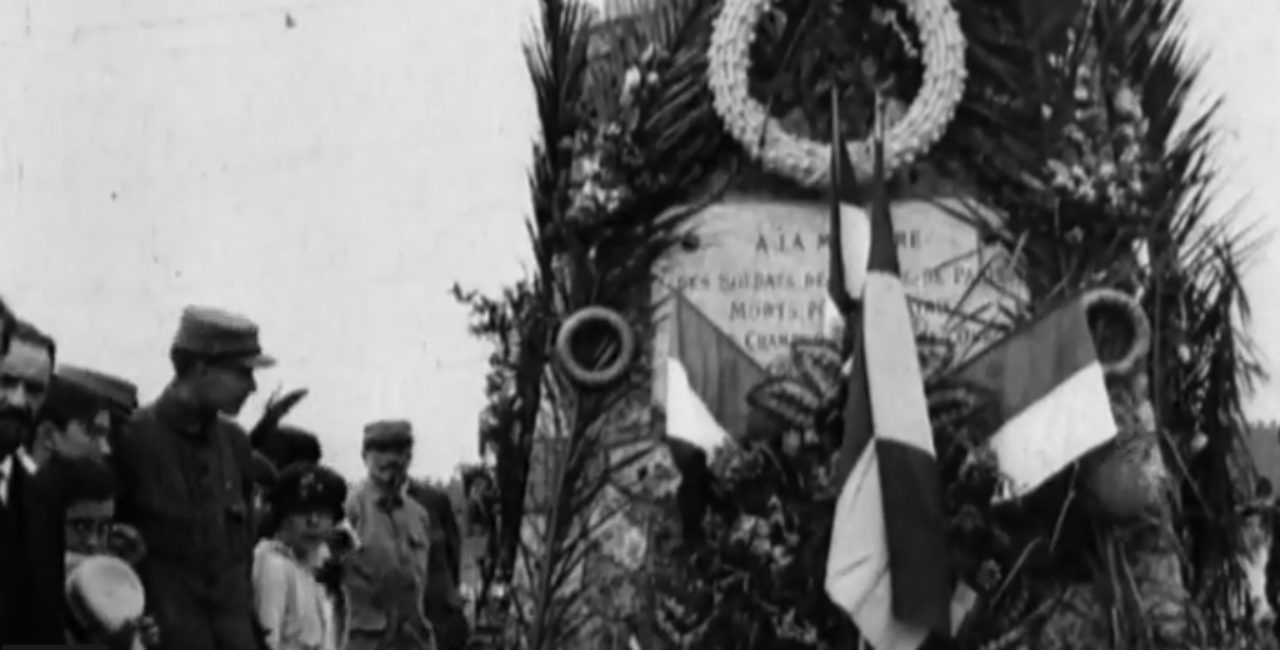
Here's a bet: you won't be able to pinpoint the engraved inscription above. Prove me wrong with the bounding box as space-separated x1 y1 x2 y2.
657 197 1026 367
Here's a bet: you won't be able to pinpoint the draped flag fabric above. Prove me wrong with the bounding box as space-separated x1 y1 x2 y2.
820 201 870 343
823 102 965 649
664 290 767 454
948 296 1118 501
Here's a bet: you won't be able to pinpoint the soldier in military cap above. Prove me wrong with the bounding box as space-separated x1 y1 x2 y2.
345 419 437 650
111 306 275 650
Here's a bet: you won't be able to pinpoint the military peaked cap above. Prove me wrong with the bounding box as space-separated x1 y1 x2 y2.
171 306 275 367
363 419 413 446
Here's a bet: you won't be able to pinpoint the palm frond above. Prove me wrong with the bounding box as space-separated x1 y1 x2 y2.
506 0 736 647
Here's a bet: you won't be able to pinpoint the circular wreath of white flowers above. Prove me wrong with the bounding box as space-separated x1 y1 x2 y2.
707 0 968 188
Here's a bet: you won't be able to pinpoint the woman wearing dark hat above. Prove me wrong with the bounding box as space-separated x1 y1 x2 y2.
253 463 348 650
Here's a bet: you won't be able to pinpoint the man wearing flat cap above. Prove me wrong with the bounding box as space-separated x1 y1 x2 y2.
14 364 141 644
345 419 437 650
35 365 140 464
112 306 274 650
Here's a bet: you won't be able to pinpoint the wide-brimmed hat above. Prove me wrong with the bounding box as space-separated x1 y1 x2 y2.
65 554 146 635
171 306 275 368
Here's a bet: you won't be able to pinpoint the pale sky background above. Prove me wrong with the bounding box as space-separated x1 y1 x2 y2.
0 0 1276 480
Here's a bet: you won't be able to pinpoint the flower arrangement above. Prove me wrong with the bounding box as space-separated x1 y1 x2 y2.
469 0 1265 647
1043 46 1156 215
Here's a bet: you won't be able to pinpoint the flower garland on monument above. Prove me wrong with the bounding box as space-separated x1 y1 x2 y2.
707 0 966 185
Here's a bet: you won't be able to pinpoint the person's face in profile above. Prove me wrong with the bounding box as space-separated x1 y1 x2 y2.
195 360 257 416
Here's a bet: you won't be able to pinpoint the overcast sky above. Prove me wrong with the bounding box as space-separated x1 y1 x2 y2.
0 0 1276 480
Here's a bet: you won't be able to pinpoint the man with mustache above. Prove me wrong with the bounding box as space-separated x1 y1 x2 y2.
0 320 58 643
112 306 275 650
345 420 437 650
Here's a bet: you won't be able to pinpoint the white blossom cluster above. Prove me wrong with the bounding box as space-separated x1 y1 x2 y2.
566 46 665 224
567 124 631 223
1044 45 1153 212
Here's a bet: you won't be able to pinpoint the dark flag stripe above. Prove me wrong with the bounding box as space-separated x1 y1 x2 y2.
828 88 862 318
671 291 767 436
864 105 952 636
877 437 953 634
948 298 1097 428
865 134 899 276
835 313 871 486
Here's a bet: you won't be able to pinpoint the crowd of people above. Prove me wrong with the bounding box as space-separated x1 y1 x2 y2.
0 296 468 650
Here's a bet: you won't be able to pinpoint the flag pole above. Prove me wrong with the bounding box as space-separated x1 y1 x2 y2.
830 85 842 192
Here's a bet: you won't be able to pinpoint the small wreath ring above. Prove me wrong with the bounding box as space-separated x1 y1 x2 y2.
706 0 967 188
555 306 637 387
1082 288 1151 377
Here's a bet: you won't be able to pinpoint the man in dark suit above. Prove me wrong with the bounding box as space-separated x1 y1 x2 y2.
408 479 469 650
113 306 273 650
0 321 58 643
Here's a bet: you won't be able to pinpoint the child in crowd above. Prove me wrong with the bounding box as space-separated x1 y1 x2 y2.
253 462 350 650
61 456 160 649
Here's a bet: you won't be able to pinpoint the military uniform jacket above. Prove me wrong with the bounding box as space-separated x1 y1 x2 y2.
344 480 434 643
113 388 257 611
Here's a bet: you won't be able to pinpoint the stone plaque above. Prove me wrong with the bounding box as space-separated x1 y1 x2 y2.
654 194 1025 396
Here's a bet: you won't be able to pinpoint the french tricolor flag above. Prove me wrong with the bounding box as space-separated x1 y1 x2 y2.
947 296 1119 501
823 93 971 649
663 290 767 454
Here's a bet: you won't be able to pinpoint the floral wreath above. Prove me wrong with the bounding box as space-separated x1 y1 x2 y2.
706 0 968 187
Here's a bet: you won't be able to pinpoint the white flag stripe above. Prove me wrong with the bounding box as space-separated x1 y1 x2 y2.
825 445 892 627
988 360 1118 501
664 356 732 455
860 272 935 452
825 448 933 649
822 293 846 342
838 203 872 298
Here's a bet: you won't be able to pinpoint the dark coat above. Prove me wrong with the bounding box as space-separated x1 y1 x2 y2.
407 481 469 650
0 453 73 645
113 388 259 650
22 454 86 642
